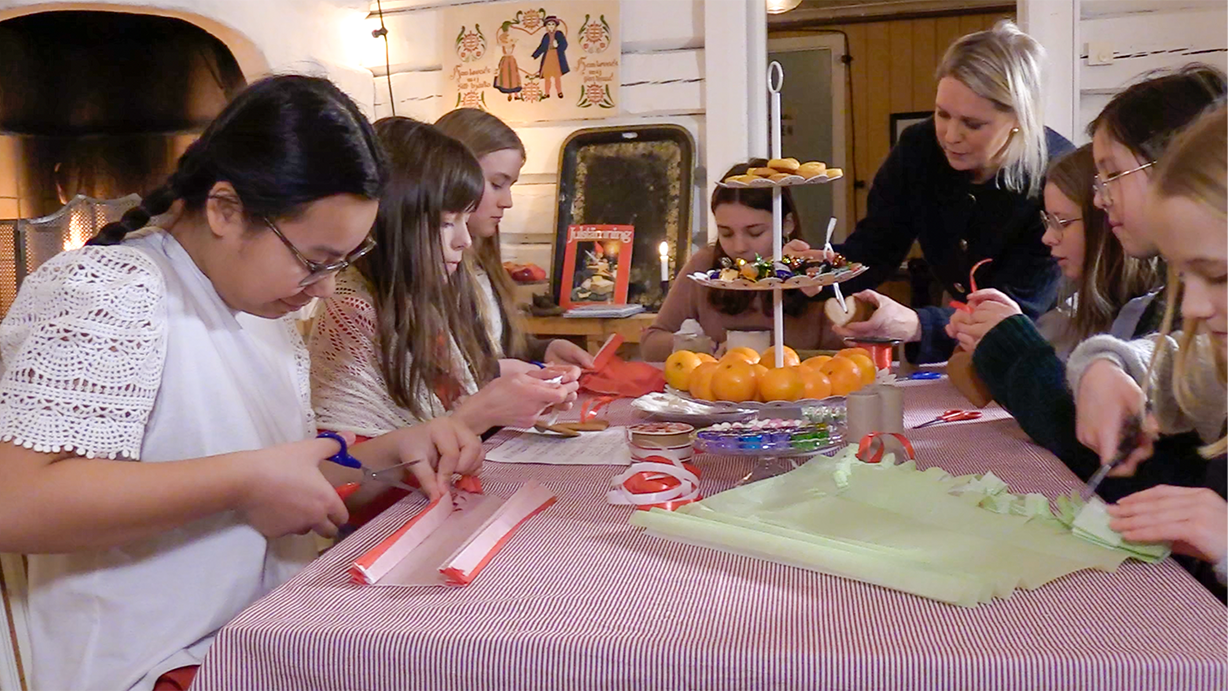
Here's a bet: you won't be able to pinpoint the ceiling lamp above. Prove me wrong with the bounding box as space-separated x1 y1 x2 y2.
766 0 803 14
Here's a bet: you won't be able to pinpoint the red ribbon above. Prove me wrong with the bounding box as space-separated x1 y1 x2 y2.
856 432 916 464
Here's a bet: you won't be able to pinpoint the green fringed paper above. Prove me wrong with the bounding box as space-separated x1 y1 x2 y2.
630 446 1170 607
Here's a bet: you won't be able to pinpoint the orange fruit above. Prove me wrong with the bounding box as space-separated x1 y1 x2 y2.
695 352 717 363
711 360 758 402
799 368 832 400
663 350 703 391
722 346 761 366
843 353 877 385
752 364 769 402
836 347 873 361
819 357 863 396
759 345 801 368
689 361 719 400
759 366 805 401
800 355 832 372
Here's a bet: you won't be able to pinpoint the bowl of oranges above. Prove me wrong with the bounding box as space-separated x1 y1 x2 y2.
661 345 878 410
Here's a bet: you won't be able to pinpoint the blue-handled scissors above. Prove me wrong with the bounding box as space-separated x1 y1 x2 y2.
909 372 942 380
317 431 418 499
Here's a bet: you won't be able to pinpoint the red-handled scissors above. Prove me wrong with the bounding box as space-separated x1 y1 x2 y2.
912 409 982 429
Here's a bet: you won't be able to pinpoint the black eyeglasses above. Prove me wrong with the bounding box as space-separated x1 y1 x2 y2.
262 217 375 287
1039 211 1082 238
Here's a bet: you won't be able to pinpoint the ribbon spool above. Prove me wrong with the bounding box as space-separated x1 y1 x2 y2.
856 432 916 464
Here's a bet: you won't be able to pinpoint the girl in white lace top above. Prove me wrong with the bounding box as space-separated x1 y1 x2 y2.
310 118 577 439
0 76 481 691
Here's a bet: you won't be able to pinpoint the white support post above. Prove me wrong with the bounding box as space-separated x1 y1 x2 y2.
1018 0 1079 142
768 61 784 369
704 0 769 243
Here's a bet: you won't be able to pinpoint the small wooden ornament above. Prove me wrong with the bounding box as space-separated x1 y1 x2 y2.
825 294 874 327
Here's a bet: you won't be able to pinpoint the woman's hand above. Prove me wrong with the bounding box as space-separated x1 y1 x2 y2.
944 289 1021 351
545 339 595 369
834 290 922 343
1108 486 1228 565
388 417 484 500
239 435 354 538
457 371 580 434
1075 359 1158 473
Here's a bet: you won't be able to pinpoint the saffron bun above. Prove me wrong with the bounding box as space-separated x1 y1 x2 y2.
767 157 800 173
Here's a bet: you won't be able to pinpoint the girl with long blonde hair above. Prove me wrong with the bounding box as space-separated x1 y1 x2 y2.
1068 105 1227 596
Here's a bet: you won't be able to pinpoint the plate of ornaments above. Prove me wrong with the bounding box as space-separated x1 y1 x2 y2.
718 158 843 188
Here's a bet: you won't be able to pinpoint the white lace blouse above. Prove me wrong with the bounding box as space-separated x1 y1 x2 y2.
0 229 317 691
308 268 478 437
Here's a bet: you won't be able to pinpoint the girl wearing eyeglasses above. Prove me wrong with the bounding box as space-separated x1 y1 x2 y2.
0 76 482 691
945 66 1225 495
309 117 578 445
945 145 1169 485
1069 106 1227 598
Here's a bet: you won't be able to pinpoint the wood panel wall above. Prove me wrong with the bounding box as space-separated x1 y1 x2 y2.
773 10 1012 224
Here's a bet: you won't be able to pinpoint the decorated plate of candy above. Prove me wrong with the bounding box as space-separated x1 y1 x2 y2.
718 158 844 189
661 384 848 419
687 252 867 292
694 418 844 457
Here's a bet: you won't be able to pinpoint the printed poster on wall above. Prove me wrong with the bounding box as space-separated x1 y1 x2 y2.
442 1 620 123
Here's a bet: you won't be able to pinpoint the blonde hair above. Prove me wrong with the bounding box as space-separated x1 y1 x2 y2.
936 20 1047 197
435 108 530 358
1148 106 1227 458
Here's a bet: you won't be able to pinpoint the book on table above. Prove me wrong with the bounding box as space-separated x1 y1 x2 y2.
558 224 634 310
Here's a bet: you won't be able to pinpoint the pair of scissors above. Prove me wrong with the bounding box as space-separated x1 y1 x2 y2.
318 431 419 500
1080 412 1148 501
912 409 982 429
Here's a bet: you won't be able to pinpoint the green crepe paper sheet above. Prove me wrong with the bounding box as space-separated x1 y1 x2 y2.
630 446 1171 607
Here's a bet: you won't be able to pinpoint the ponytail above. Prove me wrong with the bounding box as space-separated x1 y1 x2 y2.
90 181 178 246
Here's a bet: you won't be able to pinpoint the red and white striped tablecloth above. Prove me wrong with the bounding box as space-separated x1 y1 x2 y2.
194 379 1227 690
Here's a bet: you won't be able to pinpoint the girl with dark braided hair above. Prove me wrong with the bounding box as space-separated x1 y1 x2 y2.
0 75 482 691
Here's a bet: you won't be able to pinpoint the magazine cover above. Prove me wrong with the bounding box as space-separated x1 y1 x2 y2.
558 224 634 309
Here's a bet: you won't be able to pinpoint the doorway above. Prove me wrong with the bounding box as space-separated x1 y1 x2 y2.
767 33 849 243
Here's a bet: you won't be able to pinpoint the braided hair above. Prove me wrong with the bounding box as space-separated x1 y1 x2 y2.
90 74 386 246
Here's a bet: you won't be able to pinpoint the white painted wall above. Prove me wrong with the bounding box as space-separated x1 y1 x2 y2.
1021 0 1228 145
0 0 378 113
364 0 764 270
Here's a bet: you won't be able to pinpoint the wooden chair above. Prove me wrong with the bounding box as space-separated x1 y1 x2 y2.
0 554 31 691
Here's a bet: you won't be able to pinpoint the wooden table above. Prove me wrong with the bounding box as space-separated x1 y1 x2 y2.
523 312 657 354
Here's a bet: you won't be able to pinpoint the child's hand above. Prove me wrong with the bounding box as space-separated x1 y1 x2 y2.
240 435 352 538
545 339 595 369
392 418 483 500
463 372 579 431
944 289 1021 351
1108 486 1228 564
1075 359 1156 473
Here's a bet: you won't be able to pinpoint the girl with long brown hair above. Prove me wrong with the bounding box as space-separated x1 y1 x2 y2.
434 107 594 371
309 117 576 438
640 159 843 361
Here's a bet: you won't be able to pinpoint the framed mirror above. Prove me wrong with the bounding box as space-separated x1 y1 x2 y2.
550 124 695 307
